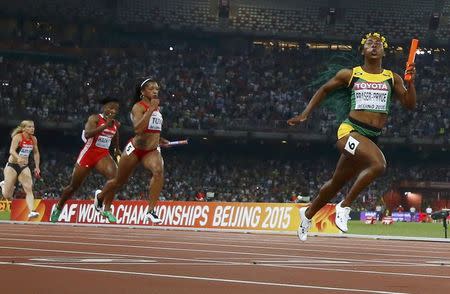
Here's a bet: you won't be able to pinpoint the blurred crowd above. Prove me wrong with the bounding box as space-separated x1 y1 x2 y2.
1 146 448 212
1 0 448 43
1 44 449 140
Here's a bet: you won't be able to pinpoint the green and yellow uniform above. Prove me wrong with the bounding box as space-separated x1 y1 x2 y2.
337 66 394 140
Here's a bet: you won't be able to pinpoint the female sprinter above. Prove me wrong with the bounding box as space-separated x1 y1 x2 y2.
94 77 170 223
0 120 40 218
50 98 121 222
287 33 416 241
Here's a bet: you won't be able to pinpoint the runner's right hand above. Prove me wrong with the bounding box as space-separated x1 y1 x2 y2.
287 111 309 126
150 98 160 110
105 113 115 127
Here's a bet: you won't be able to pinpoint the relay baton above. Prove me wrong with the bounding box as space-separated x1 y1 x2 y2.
161 139 189 148
404 39 419 81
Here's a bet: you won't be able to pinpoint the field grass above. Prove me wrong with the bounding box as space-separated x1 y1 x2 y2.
0 211 10 220
347 220 448 238
0 211 447 238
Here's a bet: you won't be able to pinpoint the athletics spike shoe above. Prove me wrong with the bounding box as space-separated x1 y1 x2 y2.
298 207 312 241
94 189 104 213
28 211 39 219
50 207 62 223
145 209 162 224
102 210 117 223
335 201 352 232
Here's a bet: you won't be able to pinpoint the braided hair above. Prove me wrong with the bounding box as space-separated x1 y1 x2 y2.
309 52 359 122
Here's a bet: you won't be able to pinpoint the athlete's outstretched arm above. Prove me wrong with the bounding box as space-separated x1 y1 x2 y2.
288 68 352 125
393 65 416 110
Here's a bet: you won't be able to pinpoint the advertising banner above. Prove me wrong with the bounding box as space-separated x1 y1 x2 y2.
0 199 11 220
10 200 340 233
360 211 378 221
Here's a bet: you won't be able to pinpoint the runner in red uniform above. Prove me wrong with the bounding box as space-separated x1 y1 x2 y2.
94 77 170 223
0 120 40 218
50 98 120 222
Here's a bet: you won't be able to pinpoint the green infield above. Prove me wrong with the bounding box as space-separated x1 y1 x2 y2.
347 220 448 238
0 211 10 220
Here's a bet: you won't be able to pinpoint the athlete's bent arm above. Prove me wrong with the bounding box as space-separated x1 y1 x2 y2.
9 135 23 163
393 71 416 110
132 100 159 134
83 115 106 139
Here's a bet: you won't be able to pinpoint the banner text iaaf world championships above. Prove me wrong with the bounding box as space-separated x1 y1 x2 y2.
11 200 340 233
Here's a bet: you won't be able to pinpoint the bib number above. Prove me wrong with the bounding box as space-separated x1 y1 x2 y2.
95 135 112 149
344 136 360 155
354 90 388 111
19 146 33 157
148 112 163 131
124 141 135 156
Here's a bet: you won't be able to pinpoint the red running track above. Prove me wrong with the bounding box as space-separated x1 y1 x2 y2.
0 223 449 294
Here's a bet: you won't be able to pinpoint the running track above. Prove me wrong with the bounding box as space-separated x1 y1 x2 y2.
0 223 449 294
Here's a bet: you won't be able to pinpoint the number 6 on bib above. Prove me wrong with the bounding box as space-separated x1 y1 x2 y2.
344 136 360 155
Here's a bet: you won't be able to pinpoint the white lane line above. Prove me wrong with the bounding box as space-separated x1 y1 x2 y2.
0 236 445 268
26 262 249 266
1 243 449 280
1 227 448 248
253 260 350 264
2 235 449 271
260 263 450 280
197 257 446 267
30 258 156 263
0 261 408 294
0 224 441 242
1 234 448 261
426 261 450 266
0 246 243 266
1 227 449 251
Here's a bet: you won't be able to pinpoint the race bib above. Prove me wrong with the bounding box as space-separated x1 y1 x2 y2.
147 111 163 131
344 136 360 155
124 141 135 156
353 81 389 111
18 145 33 157
95 135 112 149
354 89 388 111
